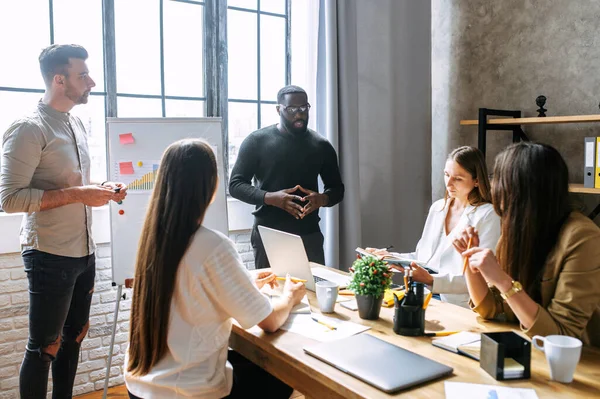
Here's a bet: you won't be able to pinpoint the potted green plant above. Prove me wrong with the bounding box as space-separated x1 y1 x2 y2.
347 255 393 320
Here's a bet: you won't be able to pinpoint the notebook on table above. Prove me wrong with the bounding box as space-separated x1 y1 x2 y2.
432 331 481 361
304 333 453 393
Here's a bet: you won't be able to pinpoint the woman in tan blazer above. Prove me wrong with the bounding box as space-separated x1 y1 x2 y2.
454 142 600 347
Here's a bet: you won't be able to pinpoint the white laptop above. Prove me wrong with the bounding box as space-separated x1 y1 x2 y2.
257 225 351 291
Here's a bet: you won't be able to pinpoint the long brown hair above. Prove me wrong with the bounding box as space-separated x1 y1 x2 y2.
127 139 218 376
444 146 492 206
492 142 571 300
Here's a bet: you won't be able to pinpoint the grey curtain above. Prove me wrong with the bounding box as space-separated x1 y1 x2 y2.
317 0 432 270
317 0 361 271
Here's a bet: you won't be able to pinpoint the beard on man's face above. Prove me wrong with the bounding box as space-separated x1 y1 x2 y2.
65 84 90 105
283 116 309 134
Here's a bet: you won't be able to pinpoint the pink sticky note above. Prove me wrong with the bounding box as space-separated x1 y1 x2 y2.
119 162 134 175
119 133 135 145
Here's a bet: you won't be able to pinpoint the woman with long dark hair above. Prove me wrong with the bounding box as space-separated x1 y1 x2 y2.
457 142 600 346
124 139 305 398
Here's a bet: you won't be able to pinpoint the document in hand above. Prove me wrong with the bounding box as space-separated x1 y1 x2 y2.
355 247 426 268
432 331 481 361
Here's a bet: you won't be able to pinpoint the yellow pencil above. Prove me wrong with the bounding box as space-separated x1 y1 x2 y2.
424 331 460 337
311 317 337 330
462 236 473 274
422 291 433 309
275 276 307 283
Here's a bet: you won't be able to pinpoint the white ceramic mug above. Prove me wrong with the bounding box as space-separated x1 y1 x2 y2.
532 335 582 383
315 281 339 313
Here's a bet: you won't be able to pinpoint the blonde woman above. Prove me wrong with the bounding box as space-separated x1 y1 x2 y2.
392 146 500 308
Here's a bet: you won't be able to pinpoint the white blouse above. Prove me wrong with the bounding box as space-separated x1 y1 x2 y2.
399 199 501 308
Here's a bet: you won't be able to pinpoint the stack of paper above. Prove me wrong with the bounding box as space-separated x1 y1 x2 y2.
503 358 525 379
279 313 370 342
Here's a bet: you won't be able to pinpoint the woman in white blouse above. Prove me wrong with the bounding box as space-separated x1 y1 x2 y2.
394 146 501 308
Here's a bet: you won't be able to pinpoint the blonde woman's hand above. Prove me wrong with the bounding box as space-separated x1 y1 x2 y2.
453 225 480 254
409 262 434 286
255 271 278 290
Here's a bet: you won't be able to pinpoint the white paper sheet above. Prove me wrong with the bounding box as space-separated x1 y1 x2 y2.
445 382 539 399
279 314 370 342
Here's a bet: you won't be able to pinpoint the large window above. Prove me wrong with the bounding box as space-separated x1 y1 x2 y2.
0 0 314 194
227 0 290 175
0 0 107 184
114 0 206 118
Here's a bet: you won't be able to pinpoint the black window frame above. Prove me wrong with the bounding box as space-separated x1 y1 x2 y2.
0 0 292 193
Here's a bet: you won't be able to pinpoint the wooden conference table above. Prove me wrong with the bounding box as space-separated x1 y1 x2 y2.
229 268 600 398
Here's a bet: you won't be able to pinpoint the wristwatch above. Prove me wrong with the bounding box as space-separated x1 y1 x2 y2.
500 280 523 300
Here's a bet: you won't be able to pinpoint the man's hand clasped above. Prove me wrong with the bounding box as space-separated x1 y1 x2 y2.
265 185 328 220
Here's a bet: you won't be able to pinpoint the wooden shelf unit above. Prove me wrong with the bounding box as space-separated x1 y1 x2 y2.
569 184 600 195
462 108 600 220
461 114 600 126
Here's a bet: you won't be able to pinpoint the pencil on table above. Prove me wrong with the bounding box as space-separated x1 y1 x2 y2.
462 236 473 274
275 276 307 283
424 331 460 337
311 317 337 330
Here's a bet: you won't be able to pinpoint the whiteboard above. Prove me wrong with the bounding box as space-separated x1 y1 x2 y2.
106 118 228 285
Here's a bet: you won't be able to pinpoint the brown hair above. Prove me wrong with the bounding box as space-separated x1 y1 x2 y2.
444 146 492 206
39 44 88 86
492 142 571 300
127 139 218 376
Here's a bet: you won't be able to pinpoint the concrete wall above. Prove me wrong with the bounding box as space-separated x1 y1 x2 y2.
432 0 600 216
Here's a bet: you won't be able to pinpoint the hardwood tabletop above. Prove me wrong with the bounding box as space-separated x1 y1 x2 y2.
230 270 600 398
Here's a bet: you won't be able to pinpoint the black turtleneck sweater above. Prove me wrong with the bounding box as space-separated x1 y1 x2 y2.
229 125 344 235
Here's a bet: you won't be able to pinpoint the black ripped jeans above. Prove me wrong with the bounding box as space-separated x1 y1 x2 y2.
20 250 96 399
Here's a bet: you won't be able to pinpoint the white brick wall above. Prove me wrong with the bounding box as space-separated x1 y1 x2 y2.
0 230 254 398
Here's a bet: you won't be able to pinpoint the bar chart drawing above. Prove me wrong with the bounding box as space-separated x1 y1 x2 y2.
114 160 160 193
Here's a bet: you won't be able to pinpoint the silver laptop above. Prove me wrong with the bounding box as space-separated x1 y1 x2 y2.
257 225 351 291
304 334 454 393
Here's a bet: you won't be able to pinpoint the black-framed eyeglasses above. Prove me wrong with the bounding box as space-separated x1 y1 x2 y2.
278 103 311 115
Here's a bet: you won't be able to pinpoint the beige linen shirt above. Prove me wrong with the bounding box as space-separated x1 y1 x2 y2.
0 101 94 257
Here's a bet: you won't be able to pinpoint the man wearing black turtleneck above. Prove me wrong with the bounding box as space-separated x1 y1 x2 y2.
229 85 345 269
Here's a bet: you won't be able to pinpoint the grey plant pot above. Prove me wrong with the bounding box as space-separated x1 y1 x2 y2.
356 294 384 320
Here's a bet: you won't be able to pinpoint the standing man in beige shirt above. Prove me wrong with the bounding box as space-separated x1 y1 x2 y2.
0 44 127 399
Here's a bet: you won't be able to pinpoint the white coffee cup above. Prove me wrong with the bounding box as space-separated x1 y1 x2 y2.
316 281 339 313
532 335 582 383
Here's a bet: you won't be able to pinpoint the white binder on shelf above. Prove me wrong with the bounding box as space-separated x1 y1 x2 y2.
585 137 596 188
